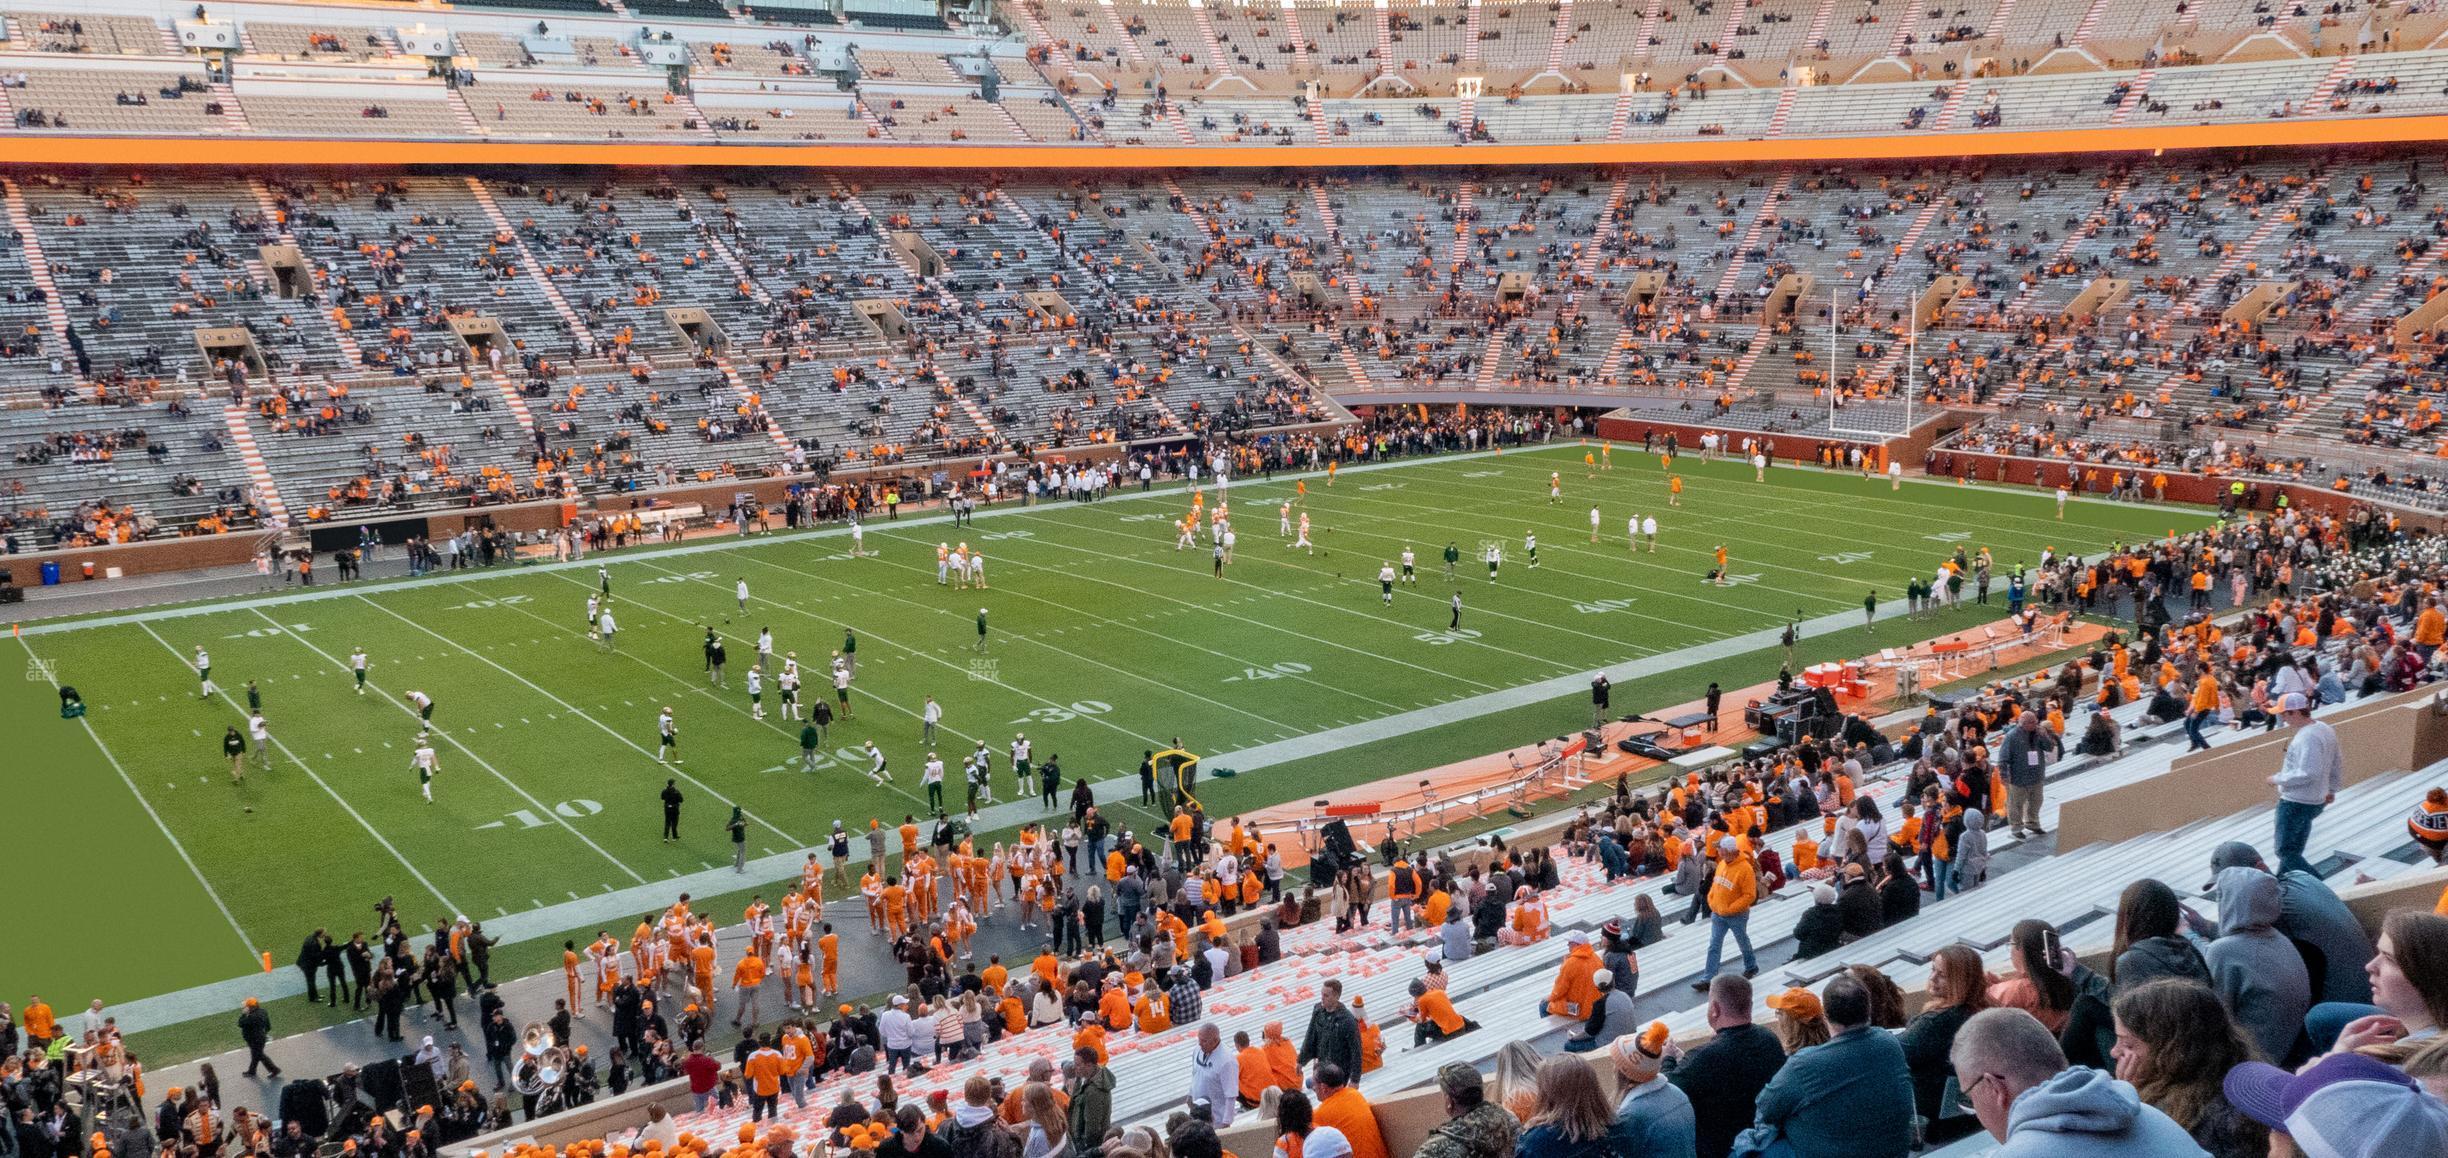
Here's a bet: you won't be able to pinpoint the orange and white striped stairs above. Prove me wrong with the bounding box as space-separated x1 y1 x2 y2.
445 88 485 136
1766 86 1797 136
1592 321 1635 387
854 97 895 140
2005 174 2130 316
463 176 597 346
2068 0 2115 47
2 177 73 348
1282 0 1314 73
210 80 251 132
247 178 365 367
1711 171 1792 299
2195 180 2321 308
1187 1 1237 80
671 192 773 305
1606 87 1637 139
1718 318 1782 396
715 355 803 456
1929 77 1971 131
1373 0 1396 75
1571 171 1633 284
1887 193 1945 262
1307 181 1342 240
825 175 923 282
1802 0 1837 51
1338 339 1377 389
1708 0 1752 70
1464 0 1484 64
483 366 541 437
1163 175 1216 235
1473 326 1509 389
990 100 1036 141
1230 320 1320 394
1011 1 1061 51
2303 55 2357 109
1449 181 1475 270
1542 0 1575 74
2271 359 2381 436
1306 90 1332 142
1884 6 1920 56
947 376 1004 440
671 92 721 140
1635 0 1665 51
1100 0 1153 67
1981 0 2019 39
2341 242 2445 325
2109 69 2153 125
222 406 293 525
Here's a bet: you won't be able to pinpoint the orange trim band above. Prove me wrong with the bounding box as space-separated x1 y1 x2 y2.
1 113 2443 168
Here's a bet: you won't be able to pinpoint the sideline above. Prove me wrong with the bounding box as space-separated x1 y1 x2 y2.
14 443 2200 639
97 586 1918 1034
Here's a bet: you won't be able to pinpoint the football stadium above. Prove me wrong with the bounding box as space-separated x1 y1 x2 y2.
7 0 2448 1156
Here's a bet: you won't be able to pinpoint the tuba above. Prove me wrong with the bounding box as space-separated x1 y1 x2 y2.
508 1024 568 1098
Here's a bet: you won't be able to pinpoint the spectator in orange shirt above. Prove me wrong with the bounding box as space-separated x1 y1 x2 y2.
730 950 767 1030
2186 669 2221 752
741 1034 787 1122
1308 1064 1390 1158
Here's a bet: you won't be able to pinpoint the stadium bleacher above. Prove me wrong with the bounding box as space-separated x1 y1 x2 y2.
21 12 2448 1158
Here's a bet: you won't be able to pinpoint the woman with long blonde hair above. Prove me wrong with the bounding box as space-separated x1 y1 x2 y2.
1516 1054 1613 1158
1017 1079 1068 1158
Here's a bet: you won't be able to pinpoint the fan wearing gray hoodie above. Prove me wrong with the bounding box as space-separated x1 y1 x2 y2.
2204 866 2312 1066
1952 1008 2209 1158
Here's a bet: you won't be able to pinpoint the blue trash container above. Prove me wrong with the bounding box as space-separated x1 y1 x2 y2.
40 560 61 585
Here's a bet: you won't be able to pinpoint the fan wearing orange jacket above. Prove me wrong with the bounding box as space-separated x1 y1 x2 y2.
1696 835 1760 986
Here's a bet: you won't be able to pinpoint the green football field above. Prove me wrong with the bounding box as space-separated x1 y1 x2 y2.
6 445 2216 1015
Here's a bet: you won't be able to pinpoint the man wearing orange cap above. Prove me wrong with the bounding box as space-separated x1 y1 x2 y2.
237 997 280 1078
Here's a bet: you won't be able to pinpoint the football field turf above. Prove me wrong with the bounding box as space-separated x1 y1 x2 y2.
7 445 2216 1012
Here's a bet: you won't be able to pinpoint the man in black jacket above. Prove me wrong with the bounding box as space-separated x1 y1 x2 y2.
1664 975 1787 1158
1791 883 1843 960
1297 979 1363 1085
297 930 330 1004
238 998 281 1078
482 1009 517 1089
1836 863 1884 944
464 923 496 986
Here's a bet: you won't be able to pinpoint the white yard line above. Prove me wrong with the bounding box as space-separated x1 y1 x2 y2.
633 560 1174 752
1189 482 1838 623
354 595 807 848
134 620 466 914
731 549 1325 734
994 509 1590 675
245 607 648 885
520 567 951 819
849 529 1425 715
19 634 264 965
